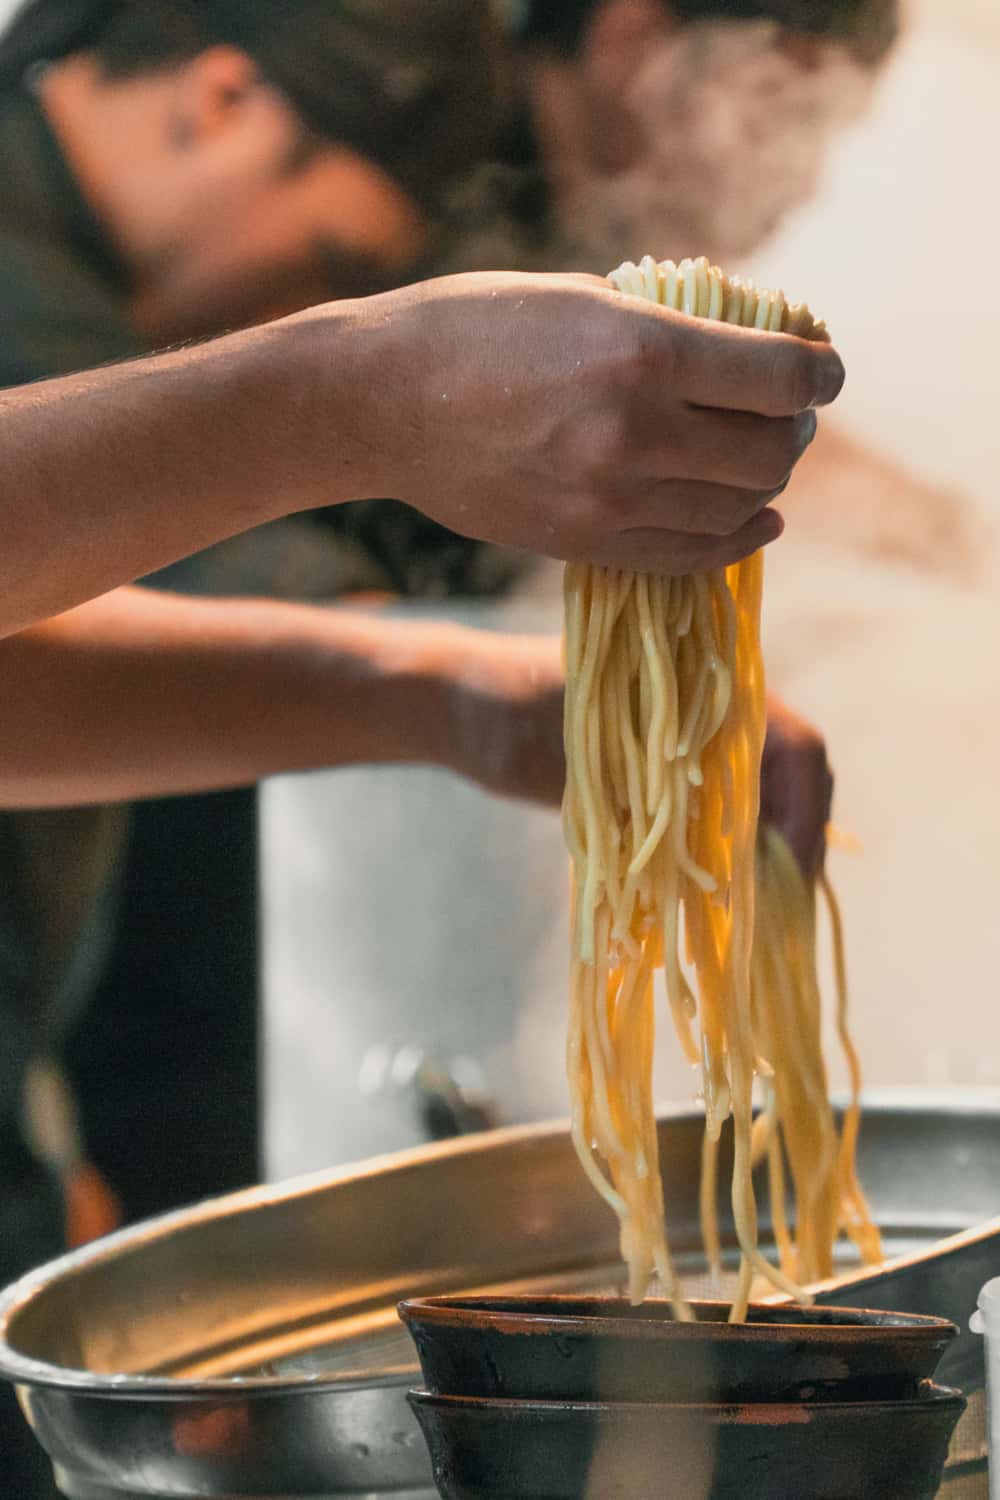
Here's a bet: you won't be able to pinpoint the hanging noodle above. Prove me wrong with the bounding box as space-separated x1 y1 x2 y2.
701 826 883 1298
563 255 879 1322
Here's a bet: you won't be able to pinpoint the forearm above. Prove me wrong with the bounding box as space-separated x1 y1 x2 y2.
0 305 382 639
0 587 468 807
0 270 844 640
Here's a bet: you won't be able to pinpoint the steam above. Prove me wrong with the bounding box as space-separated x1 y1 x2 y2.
442 20 879 276
550 21 878 271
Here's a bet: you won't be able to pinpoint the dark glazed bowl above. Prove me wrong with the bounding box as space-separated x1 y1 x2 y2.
408 1384 966 1500
398 1296 958 1404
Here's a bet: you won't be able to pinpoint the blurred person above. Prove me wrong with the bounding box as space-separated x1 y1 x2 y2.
0 0 841 1252
0 1 847 1488
0 0 841 1292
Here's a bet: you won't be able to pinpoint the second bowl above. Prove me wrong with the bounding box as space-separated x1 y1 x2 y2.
408 1384 966 1500
399 1296 958 1404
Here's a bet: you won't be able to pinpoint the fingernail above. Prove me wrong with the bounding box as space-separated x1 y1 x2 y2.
759 507 785 543
812 351 846 407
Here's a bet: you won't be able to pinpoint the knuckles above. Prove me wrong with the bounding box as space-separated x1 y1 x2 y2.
748 412 816 490
560 400 640 495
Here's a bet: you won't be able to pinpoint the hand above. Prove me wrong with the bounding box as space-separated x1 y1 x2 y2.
362 271 845 575
444 631 566 807
443 641 835 885
760 694 834 877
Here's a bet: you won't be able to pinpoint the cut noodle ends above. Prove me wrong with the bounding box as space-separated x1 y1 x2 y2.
563 255 880 1321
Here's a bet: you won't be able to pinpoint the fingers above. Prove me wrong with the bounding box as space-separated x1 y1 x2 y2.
645 307 846 416
563 506 785 576
760 700 834 877
611 403 813 532
611 477 790 539
650 408 818 495
774 762 833 877
566 399 816 547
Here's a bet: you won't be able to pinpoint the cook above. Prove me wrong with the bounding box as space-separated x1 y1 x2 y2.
0 24 858 1500
0 0 843 1251
0 0 851 1489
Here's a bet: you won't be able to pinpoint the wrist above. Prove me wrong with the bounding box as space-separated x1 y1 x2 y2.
365 617 505 786
435 627 500 787
432 628 565 803
278 291 409 513
304 610 468 774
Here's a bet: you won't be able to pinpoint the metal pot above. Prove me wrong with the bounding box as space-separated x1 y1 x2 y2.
0 1092 998 1498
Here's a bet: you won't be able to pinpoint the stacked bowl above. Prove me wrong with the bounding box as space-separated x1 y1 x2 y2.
399 1295 965 1500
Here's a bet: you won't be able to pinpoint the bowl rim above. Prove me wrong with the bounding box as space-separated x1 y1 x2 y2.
398 1295 959 1345
0 1240 417 1399
0 1345 417 1399
406 1382 968 1419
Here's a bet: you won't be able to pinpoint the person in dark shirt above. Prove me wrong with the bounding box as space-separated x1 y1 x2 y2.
0 3 855 1491
0 0 850 1281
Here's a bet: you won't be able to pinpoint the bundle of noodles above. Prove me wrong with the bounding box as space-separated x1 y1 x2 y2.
563 254 879 1323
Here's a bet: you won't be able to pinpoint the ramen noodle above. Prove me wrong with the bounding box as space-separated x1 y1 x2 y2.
563 255 879 1321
